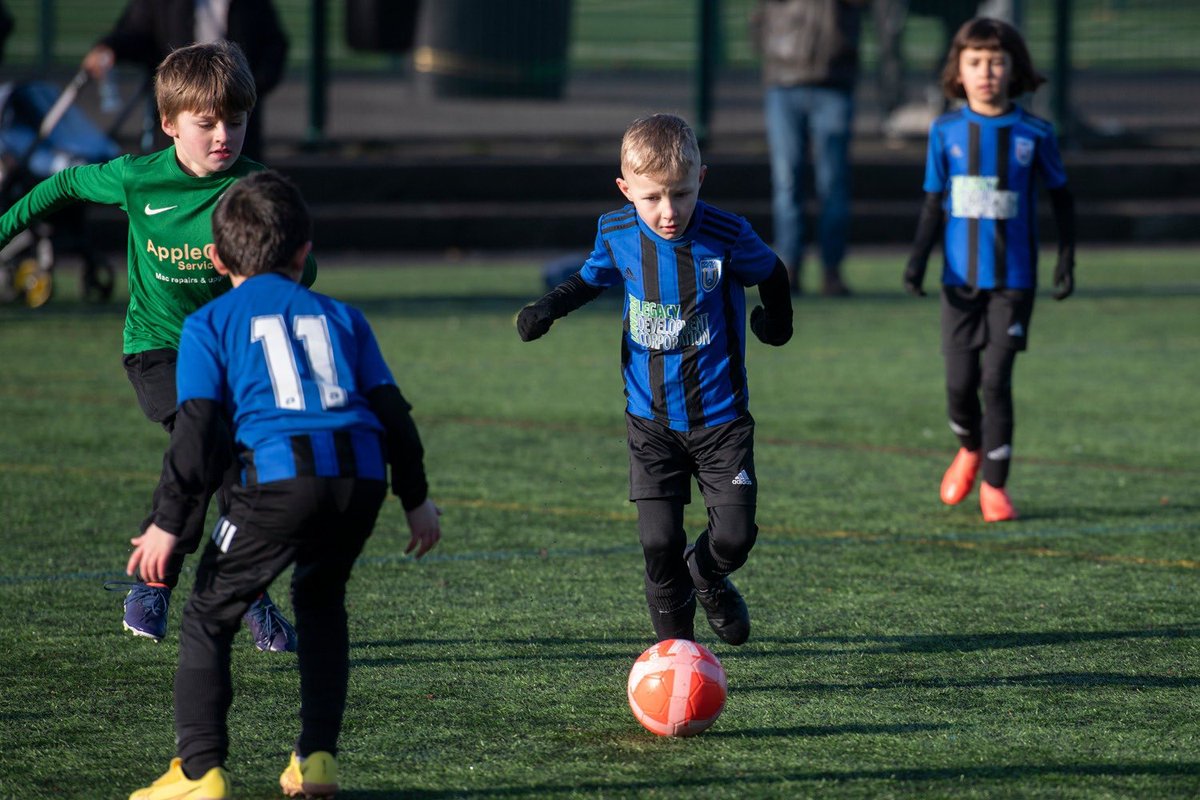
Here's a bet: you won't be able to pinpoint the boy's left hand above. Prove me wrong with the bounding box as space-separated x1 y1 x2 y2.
127 524 179 583
1052 258 1074 301
750 305 792 346
404 498 442 559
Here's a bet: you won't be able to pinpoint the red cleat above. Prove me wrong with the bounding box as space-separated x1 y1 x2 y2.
980 482 1019 522
940 448 981 505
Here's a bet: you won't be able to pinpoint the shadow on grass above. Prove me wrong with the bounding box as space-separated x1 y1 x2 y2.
752 624 1200 655
705 721 952 739
739 671 1200 693
334 761 1200 798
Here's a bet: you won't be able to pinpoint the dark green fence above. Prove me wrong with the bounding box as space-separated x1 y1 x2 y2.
2 0 1196 143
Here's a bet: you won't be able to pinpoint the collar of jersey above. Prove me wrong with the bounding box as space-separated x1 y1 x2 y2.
166 145 242 181
961 104 1022 126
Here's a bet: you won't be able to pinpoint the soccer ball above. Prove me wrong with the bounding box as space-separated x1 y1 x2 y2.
627 639 727 736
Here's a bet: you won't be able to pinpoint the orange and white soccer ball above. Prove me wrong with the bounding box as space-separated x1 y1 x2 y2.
627 639 727 736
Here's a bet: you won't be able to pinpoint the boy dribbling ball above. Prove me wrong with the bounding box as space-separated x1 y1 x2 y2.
903 18 1077 522
518 114 793 646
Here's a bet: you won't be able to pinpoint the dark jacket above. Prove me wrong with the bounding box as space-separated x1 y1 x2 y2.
99 0 288 96
751 0 863 91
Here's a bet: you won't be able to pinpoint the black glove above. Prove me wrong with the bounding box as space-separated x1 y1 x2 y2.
516 303 554 342
750 305 792 346
1052 257 1074 301
903 259 927 297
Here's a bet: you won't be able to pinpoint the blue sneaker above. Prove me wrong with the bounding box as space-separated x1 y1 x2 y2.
244 592 296 652
106 581 171 642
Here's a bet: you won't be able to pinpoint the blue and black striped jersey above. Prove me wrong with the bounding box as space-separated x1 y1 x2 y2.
176 273 395 484
924 105 1068 290
579 200 777 432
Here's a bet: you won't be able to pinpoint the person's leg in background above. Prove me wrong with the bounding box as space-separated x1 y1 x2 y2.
810 86 855 296
765 85 809 295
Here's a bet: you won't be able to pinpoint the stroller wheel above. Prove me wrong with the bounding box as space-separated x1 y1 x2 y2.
82 260 115 303
15 258 53 308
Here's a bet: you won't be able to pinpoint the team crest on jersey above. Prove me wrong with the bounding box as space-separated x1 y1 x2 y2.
700 258 722 291
1014 137 1034 166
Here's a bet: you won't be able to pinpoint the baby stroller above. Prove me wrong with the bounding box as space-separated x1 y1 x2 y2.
0 70 121 307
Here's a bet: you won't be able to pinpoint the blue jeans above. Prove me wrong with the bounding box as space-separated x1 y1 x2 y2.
764 85 855 276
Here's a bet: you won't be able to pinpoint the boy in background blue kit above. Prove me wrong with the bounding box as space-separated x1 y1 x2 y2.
903 18 1077 522
126 172 441 799
517 114 793 646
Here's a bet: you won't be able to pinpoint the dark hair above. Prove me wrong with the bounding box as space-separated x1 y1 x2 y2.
155 40 256 122
940 17 1045 100
212 171 311 277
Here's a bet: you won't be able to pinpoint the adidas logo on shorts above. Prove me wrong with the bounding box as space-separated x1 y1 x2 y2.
732 469 754 486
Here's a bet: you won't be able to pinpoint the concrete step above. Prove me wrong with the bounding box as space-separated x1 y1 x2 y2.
263 149 1200 204
76 149 1200 251
84 196 1200 252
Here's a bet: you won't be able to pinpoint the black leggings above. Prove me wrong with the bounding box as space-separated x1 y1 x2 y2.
944 345 1018 488
636 499 757 608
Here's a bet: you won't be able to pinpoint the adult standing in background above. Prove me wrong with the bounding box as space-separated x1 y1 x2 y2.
81 0 288 162
751 0 865 297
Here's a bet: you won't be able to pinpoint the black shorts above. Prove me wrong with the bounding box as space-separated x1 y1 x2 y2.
123 347 179 430
626 412 757 507
221 475 387 544
941 285 1036 353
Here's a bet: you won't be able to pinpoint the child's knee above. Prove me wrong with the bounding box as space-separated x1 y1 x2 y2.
706 505 758 565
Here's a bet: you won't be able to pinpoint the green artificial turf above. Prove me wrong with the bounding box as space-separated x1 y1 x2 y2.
0 247 1197 799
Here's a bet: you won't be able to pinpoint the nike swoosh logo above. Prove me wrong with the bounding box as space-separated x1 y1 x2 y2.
144 204 179 215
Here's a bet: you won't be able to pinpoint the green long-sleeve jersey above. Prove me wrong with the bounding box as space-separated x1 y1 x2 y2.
0 146 317 354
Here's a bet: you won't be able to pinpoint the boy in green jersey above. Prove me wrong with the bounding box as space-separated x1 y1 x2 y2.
0 40 314 649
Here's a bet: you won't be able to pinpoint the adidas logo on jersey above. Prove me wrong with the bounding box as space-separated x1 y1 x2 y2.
623 267 636 281
732 469 754 486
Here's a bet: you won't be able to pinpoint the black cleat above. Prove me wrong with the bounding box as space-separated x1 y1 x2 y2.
695 578 750 645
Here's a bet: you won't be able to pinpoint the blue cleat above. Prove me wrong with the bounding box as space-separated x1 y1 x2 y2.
112 582 171 642
244 592 297 652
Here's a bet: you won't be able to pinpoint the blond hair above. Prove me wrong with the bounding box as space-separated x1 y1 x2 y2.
620 114 701 180
155 40 257 123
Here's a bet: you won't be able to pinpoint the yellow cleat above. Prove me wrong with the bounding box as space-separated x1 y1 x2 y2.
280 751 338 798
129 757 230 800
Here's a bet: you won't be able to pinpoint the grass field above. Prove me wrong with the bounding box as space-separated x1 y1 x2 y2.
1 248 1198 799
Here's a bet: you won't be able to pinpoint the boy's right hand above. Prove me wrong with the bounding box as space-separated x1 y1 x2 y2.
517 304 553 341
